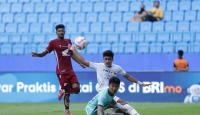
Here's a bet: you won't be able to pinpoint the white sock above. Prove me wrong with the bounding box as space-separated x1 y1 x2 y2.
65 109 69 113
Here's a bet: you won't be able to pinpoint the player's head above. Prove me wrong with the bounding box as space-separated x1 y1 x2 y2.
55 24 65 38
141 4 144 10
155 1 159 7
108 77 120 95
178 50 184 58
103 50 114 67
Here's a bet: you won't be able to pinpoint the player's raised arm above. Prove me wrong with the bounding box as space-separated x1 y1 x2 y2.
31 50 48 57
71 52 86 68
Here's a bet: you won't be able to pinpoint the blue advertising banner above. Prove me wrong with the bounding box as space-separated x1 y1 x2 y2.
0 72 200 103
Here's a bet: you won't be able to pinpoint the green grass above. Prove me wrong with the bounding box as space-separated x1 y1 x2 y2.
0 103 199 115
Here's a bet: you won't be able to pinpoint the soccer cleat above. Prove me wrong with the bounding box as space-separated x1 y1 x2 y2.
65 112 72 115
58 89 64 100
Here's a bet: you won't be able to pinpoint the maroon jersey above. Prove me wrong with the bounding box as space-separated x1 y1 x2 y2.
46 38 75 75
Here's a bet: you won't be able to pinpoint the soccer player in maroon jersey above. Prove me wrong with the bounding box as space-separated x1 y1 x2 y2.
31 24 85 115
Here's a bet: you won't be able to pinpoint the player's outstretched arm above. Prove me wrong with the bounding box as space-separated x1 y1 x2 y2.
97 105 104 115
68 44 90 67
71 53 86 68
31 50 48 57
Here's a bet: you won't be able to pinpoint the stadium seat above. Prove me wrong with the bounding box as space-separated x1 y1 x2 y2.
167 1 178 11
74 13 85 22
124 43 136 54
33 35 46 44
102 0 112 2
137 43 149 53
185 11 196 21
123 12 134 22
30 0 41 2
115 22 126 32
14 13 25 23
47 34 57 43
103 22 114 32
66 23 77 33
78 23 90 32
83 34 94 43
153 22 164 32
11 35 21 44
21 35 29 44
47 3 57 13
140 21 152 32
0 44 12 55
79 0 89 2
3 13 14 23
18 23 29 33
94 2 105 12
43 0 53 2
6 23 17 33
130 2 141 12
82 2 93 12
193 42 200 53
66 0 77 2
0 0 6 2
30 23 41 33
70 3 81 12
39 13 49 23
42 23 53 33
58 3 69 12
90 22 102 32
163 42 174 53
95 34 107 43
175 42 188 53
7 0 18 3
182 33 191 43
37 44 48 53
150 43 162 53
62 13 73 23
118 2 129 12
11 3 22 13
111 12 122 22
198 11 200 21
0 3 10 13
159 1 166 11
127 22 139 32
70 34 81 43
13 44 24 54
86 13 97 22
157 33 170 42
90 0 100 2
172 11 184 21
19 0 30 2
86 43 99 54
106 2 117 12
35 3 46 13
107 34 119 43
23 3 34 13
178 21 189 32
173 34 182 43
112 43 124 54
100 43 111 54
27 13 38 23
192 1 200 11
163 11 172 21
143 1 154 11
137 34 144 42
165 21 177 31
120 34 132 43
50 13 61 23
179 1 191 11
98 12 110 22
145 34 156 43
25 44 36 54
55 0 65 2
0 23 5 33
196 33 200 42
0 35 9 44
190 21 200 31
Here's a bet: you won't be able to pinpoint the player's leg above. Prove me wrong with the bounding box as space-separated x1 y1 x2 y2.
65 75 80 94
57 74 68 100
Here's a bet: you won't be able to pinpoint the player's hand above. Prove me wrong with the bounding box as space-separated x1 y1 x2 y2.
31 52 38 57
142 83 152 87
68 44 75 51
80 64 87 68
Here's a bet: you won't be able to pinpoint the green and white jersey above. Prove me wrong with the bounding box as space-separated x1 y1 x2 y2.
85 88 116 115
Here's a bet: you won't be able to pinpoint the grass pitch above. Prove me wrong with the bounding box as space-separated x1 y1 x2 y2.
0 103 199 115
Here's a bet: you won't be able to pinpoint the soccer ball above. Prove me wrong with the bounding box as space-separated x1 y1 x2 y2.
74 36 87 50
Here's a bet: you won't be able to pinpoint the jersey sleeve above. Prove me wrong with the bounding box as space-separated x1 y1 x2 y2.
97 93 106 107
46 40 54 53
117 66 126 76
89 62 99 70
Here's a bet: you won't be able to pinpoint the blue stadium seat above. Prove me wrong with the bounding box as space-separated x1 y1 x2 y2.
37 44 48 53
153 21 164 32
163 42 174 53
137 34 144 42
0 14 1 22
11 35 21 44
143 1 154 11
50 13 61 23
112 43 124 54
21 35 29 44
7 0 18 3
157 33 170 42
27 13 38 23
145 34 156 43
58 3 69 12
55 0 65 2
70 3 81 12
163 11 172 21
167 1 178 11
118 2 129 12
90 22 102 32
130 2 141 12
90 0 100 2
25 44 36 54
123 12 134 22
190 21 200 31
111 12 122 22
100 43 111 54
107 34 119 43
0 23 5 33
30 0 41 2
33 35 46 44
14 13 25 23
94 2 105 12
137 43 149 53
39 13 49 23
179 1 191 11
23 3 34 13
140 21 152 32
173 34 182 43
185 11 196 21
120 34 132 43
79 0 89 2
0 44 12 55
78 23 90 32
127 22 139 32
106 2 117 12
6 23 17 33
159 1 166 11
124 43 136 54
175 42 188 53
66 0 77 2
182 33 191 43
196 33 200 42
74 13 85 22
102 0 112 2
13 44 24 54
43 0 53 2
165 21 177 31
192 1 200 11
0 0 6 2
86 43 99 54
82 2 93 12
98 12 110 22
172 11 184 21
70 34 81 44
62 13 73 23
115 22 126 32
47 34 57 43
19 0 30 2
178 21 189 32
3 13 14 23
0 3 10 13
11 3 22 13
0 35 9 44
83 34 94 43
30 23 41 33
86 13 97 22
35 3 46 13
18 23 29 33
193 42 200 53
42 23 53 33
150 43 162 53
198 11 200 21
66 23 77 33
47 3 57 13
95 34 106 43
103 22 114 32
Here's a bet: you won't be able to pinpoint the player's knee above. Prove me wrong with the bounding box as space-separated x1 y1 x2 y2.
74 87 80 94
109 108 120 113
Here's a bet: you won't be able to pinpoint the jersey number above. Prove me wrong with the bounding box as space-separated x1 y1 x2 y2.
62 49 70 56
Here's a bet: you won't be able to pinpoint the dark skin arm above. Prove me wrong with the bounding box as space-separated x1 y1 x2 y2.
97 105 104 115
71 51 86 68
31 50 48 57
